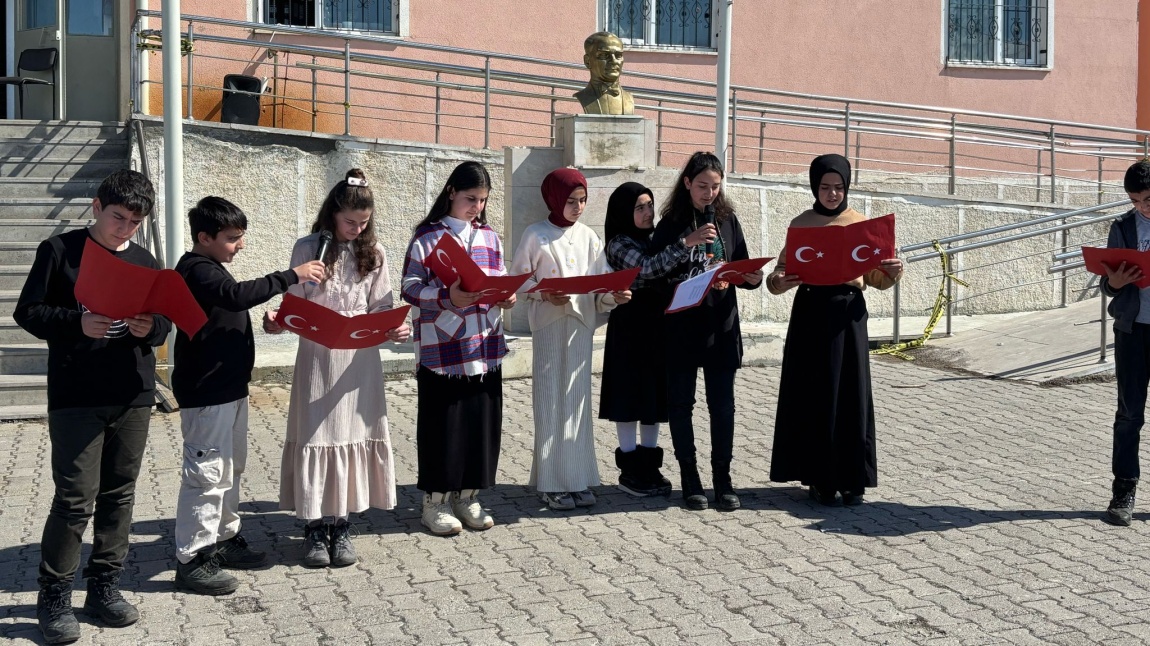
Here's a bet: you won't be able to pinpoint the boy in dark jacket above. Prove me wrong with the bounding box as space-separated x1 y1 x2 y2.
171 197 323 594
15 169 170 644
1100 160 1150 526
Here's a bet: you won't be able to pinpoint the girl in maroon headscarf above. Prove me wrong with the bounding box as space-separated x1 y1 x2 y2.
510 168 631 511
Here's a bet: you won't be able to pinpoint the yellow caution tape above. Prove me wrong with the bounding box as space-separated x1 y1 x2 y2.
871 241 968 360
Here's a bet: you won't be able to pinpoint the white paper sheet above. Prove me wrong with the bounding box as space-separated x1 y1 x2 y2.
666 266 721 313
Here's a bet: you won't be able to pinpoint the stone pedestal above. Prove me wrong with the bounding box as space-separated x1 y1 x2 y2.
554 114 657 170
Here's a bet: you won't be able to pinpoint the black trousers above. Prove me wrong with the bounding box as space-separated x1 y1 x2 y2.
38 405 151 586
666 365 737 465
1113 324 1150 481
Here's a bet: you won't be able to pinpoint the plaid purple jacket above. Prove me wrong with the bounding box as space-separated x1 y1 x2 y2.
401 219 509 377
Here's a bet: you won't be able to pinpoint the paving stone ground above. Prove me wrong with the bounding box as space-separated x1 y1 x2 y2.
0 358 1147 645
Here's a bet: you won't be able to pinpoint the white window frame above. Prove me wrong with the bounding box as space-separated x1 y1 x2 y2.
598 0 718 52
943 0 1053 69
258 0 405 37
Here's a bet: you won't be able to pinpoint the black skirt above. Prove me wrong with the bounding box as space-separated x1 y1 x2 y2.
416 365 502 492
598 288 668 425
770 284 877 492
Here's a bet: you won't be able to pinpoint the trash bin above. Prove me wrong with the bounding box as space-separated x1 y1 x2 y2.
221 74 263 126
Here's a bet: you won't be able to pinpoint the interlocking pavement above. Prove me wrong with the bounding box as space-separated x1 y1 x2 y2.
0 358 1147 645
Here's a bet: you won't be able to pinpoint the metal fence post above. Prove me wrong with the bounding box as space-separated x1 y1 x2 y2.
483 57 491 149
271 51 279 128
549 86 557 146
185 22 195 120
1101 292 1109 362
1049 125 1057 204
435 71 442 144
1059 219 1068 307
892 281 901 344
1098 155 1104 205
656 101 663 167
343 40 351 136
729 90 738 173
757 112 766 175
1036 149 1043 202
948 114 957 195
843 102 851 159
310 57 317 132
853 132 861 183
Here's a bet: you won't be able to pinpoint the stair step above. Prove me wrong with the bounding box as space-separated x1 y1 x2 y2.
0 219 92 242
0 265 32 290
0 158 126 180
0 140 129 162
0 120 127 141
0 343 48 375
0 374 47 407
0 290 21 318
0 404 46 420
0 198 93 219
0 319 34 344
0 241 45 264
0 177 103 199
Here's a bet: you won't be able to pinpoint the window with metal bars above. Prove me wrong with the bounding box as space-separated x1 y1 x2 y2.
264 0 398 34
604 0 715 50
946 0 1050 67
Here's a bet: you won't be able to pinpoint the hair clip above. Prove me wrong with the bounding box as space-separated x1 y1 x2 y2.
347 177 368 187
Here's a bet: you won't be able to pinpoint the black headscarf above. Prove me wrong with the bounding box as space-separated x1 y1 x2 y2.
605 182 655 244
809 154 852 217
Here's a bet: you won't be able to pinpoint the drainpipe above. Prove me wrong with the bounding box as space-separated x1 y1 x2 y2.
715 0 733 167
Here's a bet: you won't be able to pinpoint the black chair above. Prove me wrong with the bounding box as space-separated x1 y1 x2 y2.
0 48 57 119
221 74 264 126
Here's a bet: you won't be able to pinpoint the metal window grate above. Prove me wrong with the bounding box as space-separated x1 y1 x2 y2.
266 0 395 33
607 0 712 49
946 0 1049 67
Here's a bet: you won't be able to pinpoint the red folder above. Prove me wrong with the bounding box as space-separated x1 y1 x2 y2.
785 214 896 285
74 237 208 337
713 257 774 286
424 234 530 305
277 293 411 350
1082 247 1150 289
527 267 641 295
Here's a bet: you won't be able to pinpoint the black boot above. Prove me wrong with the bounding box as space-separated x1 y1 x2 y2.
1106 477 1138 526
678 460 708 510
636 446 673 496
83 571 139 627
711 461 740 511
616 448 657 497
37 581 80 644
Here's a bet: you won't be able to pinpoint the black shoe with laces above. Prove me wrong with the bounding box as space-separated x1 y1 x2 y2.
329 523 358 568
175 551 239 596
1106 477 1138 526
712 461 741 512
678 460 709 511
302 523 331 568
213 534 268 570
37 581 80 645
82 571 139 627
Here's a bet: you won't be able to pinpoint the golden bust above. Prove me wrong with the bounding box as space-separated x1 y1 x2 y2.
575 32 635 115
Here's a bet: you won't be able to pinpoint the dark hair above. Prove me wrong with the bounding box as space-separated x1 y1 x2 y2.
97 169 156 218
1125 160 1150 194
415 161 493 230
188 196 248 241
310 169 380 279
659 151 733 225
604 182 654 245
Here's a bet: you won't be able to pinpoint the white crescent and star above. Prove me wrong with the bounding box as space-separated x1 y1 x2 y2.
434 249 454 272
851 244 871 262
349 329 374 340
282 314 306 329
795 246 819 263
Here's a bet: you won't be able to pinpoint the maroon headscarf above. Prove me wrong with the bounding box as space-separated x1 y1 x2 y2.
541 168 588 228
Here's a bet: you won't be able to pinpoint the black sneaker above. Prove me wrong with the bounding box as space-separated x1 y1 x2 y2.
1106 478 1138 526
809 485 838 506
175 552 239 596
37 581 80 645
678 461 708 511
841 490 865 506
329 523 358 568
82 571 139 627
213 534 268 570
302 523 331 568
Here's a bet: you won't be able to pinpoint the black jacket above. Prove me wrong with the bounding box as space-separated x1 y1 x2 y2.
14 229 171 411
651 210 762 369
172 252 298 408
1101 208 1142 334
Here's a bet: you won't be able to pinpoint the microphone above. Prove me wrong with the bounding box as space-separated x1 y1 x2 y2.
309 230 334 285
703 204 715 259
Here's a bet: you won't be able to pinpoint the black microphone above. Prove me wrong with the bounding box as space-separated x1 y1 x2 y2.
315 229 334 262
703 204 715 259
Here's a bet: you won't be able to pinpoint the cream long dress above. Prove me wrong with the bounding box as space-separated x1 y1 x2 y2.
279 233 397 520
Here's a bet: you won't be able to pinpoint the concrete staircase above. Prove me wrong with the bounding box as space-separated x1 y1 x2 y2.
0 121 129 419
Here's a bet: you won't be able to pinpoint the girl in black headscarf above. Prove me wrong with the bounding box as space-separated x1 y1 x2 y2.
767 154 904 506
599 182 712 497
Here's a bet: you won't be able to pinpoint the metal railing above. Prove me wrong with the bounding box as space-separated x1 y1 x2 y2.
131 11 1150 205
129 117 164 268
893 198 1129 360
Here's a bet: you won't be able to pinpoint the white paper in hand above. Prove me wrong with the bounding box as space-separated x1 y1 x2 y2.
666 266 721 313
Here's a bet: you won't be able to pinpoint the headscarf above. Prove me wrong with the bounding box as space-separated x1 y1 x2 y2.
542 168 588 228
604 182 655 244
809 154 852 217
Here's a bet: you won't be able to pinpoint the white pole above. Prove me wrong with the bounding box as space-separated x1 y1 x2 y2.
715 0 733 167
162 0 183 270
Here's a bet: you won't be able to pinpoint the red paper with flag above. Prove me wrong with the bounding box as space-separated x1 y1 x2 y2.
74 238 208 336
784 214 896 285
714 257 774 286
527 267 641 295
277 293 411 349
424 234 530 304
1082 247 1150 289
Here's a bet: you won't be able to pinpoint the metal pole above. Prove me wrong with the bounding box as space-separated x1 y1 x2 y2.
1101 292 1108 362
843 102 851 158
130 20 139 113
892 281 901 344
1059 220 1068 307
757 111 765 176
343 40 352 135
946 272 953 336
311 57 317 132
729 90 738 173
853 132 860 183
185 22 194 120
656 101 663 167
1098 155 1104 205
549 85 556 146
948 114 957 194
1049 125 1057 204
271 51 279 129
715 0 733 164
162 0 184 276
1036 149 1043 202
483 56 491 149
435 71 442 144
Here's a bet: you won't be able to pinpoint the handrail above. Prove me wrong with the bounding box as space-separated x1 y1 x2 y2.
129 118 164 268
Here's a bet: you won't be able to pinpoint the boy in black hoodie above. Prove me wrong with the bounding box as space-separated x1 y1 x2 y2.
15 169 170 645
170 197 323 595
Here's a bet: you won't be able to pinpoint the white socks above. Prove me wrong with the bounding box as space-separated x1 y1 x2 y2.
617 422 660 452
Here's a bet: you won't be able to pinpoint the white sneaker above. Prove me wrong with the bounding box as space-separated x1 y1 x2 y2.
421 492 462 536
571 489 596 508
451 489 495 530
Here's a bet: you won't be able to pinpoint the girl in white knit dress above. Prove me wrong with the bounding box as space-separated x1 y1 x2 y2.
510 168 631 510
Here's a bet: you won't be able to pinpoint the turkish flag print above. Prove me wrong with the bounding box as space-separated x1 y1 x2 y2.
277 293 410 350
784 214 896 286
1082 247 1150 289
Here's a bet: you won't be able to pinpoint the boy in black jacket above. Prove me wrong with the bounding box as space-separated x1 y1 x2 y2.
1101 160 1150 526
171 197 323 595
14 169 170 644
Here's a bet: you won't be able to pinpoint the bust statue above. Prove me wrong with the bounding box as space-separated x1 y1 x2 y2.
575 32 635 115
